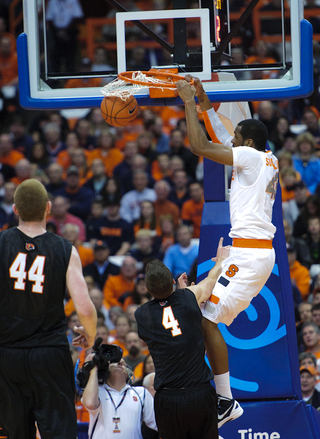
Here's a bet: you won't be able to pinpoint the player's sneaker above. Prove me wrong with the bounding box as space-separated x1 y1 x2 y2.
217 395 243 428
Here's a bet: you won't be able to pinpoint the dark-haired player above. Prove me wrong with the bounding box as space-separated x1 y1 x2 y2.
135 238 229 439
0 179 97 439
177 77 278 427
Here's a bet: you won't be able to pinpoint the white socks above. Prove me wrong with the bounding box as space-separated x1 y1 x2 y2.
214 372 233 399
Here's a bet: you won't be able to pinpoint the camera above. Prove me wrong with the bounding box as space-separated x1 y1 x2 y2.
75 338 123 392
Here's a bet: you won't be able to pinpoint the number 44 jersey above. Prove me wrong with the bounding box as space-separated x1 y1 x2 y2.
0 228 72 348
135 288 213 391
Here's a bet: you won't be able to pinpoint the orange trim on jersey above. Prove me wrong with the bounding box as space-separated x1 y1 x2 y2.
209 294 220 304
232 238 273 249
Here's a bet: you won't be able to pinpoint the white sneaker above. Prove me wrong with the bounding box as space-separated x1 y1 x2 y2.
218 395 244 428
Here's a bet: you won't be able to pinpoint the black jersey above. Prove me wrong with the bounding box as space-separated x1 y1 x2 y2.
135 288 213 391
0 228 72 348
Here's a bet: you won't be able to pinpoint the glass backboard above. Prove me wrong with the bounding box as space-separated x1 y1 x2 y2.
18 0 313 109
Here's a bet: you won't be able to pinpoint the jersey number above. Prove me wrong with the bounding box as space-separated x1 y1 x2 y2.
9 253 46 294
266 173 279 200
162 306 182 337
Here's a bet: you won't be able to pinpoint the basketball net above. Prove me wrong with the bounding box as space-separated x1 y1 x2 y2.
101 70 187 100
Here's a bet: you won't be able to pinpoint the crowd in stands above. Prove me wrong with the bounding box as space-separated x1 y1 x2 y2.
3 0 320 428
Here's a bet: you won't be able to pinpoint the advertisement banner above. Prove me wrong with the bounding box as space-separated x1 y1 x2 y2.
219 400 318 439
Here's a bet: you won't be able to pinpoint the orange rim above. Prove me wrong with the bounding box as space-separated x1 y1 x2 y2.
118 71 192 88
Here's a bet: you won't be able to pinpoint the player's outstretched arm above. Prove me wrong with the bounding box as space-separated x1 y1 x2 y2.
67 246 97 349
176 80 233 166
187 238 229 304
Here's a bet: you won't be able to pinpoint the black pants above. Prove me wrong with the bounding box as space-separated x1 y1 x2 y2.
0 346 77 439
154 383 218 439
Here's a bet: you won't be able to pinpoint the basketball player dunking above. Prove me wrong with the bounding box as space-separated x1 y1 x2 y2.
177 76 278 428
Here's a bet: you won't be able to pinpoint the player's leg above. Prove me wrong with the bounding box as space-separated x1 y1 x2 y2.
0 347 37 439
202 317 243 428
30 347 78 439
202 318 229 376
202 247 275 427
190 385 218 439
154 386 218 439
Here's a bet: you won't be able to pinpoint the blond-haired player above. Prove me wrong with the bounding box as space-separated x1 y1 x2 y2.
0 179 97 439
177 77 278 428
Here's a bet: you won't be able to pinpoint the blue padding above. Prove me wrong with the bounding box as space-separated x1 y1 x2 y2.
203 159 225 201
77 423 89 439
201 201 230 226
220 400 320 438
307 405 320 437
17 20 313 109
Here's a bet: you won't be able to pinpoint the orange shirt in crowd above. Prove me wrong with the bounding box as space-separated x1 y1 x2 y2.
88 148 123 177
289 260 311 301
112 339 129 357
56 149 91 171
102 274 135 309
0 149 25 167
279 171 302 203
76 245 94 267
154 200 180 228
133 362 144 381
151 160 166 181
76 401 89 423
180 199 204 238
10 176 28 186
159 106 186 129
133 221 162 237
64 298 75 317
0 51 18 87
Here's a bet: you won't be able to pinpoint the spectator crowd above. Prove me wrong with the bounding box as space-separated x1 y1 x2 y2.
3 0 320 427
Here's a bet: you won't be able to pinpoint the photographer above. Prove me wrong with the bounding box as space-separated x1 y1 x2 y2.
82 345 157 439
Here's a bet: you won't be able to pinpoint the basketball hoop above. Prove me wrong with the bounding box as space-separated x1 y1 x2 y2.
101 70 191 100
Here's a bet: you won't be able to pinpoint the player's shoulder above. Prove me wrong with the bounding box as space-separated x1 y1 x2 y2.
43 230 73 248
135 299 152 317
0 227 13 238
170 288 196 306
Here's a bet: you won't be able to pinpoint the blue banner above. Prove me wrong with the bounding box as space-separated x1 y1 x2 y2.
219 400 319 438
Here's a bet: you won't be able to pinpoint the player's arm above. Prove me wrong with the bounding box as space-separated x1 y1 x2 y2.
187 238 230 305
82 353 100 411
67 246 97 349
176 80 233 166
185 75 233 148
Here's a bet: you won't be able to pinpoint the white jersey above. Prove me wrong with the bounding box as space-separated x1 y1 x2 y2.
230 147 278 240
84 384 157 439
203 108 278 240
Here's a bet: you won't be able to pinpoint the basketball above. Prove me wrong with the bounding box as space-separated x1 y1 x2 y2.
100 95 139 127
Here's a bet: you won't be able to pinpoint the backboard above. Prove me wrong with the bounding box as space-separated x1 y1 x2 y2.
18 0 313 110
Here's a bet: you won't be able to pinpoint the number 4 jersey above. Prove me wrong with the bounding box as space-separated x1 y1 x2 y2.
230 147 278 240
0 228 72 348
135 289 213 391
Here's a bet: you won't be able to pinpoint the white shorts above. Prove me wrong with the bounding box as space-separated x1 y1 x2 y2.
202 246 275 326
